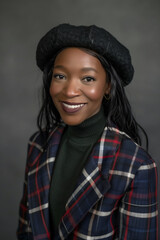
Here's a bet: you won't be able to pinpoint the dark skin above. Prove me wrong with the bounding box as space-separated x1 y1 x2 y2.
50 47 110 126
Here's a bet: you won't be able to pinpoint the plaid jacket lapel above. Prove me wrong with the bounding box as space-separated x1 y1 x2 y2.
57 126 122 239
27 126 65 239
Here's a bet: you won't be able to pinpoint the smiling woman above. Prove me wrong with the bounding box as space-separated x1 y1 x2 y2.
50 47 109 125
17 24 158 240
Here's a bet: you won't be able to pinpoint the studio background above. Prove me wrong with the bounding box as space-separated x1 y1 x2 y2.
1 0 160 239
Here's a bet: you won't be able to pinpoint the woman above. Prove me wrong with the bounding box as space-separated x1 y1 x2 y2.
17 24 158 240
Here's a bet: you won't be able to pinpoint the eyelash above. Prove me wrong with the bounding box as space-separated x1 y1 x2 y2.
82 76 96 82
53 74 65 80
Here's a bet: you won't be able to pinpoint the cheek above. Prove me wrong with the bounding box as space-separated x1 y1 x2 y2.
85 85 106 101
49 82 59 98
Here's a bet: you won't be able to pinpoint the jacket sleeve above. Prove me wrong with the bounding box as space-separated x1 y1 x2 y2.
16 141 34 240
119 152 158 239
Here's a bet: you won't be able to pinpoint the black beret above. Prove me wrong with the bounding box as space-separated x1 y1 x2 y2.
36 23 134 86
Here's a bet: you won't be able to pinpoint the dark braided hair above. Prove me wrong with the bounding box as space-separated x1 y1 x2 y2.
37 48 148 149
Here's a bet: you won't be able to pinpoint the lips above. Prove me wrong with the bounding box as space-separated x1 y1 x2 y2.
61 101 85 113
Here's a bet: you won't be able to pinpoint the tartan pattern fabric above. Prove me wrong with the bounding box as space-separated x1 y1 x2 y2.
17 126 158 240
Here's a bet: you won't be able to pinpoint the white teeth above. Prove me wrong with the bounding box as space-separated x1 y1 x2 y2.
63 103 84 109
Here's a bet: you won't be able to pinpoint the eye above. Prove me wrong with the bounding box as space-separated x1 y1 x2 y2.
82 76 95 82
53 74 65 80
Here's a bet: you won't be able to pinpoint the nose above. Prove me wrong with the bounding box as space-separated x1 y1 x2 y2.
63 79 80 97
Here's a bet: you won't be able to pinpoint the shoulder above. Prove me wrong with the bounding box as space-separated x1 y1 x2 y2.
119 129 155 167
28 125 65 151
102 126 157 175
25 125 65 168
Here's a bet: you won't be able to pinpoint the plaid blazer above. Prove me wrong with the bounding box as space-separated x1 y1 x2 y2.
17 125 158 240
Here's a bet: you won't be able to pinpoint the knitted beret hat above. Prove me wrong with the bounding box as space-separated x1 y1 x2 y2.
36 23 134 86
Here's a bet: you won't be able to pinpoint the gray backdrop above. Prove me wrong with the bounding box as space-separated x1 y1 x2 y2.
1 0 160 239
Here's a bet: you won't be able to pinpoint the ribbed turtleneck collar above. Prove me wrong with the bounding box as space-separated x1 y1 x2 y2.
66 107 106 144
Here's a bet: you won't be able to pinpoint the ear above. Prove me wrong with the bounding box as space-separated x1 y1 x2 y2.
105 82 111 95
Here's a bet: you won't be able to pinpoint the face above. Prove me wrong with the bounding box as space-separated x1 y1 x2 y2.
50 47 110 125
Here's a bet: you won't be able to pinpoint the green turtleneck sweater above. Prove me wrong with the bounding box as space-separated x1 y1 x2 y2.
49 108 106 231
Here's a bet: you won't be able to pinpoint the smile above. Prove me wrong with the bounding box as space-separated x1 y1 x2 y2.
61 102 85 113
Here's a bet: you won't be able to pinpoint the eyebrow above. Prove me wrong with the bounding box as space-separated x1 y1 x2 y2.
81 67 98 73
53 65 98 73
53 65 66 70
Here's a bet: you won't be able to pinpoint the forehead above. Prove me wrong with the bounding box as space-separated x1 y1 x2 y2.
54 47 105 73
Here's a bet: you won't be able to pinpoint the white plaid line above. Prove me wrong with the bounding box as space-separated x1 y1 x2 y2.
60 217 70 235
139 162 157 170
121 201 158 207
28 157 55 176
66 167 100 205
125 145 138 189
83 169 102 198
109 170 135 179
89 207 118 217
46 152 52 181
119 208 158 218
88 208 96 236
98 129 107 166
59 226 65 240
24 180 27 185
19 217 28 225
107 127 138 145
19 218 32 232
76 230 114 239
28 141 43 152
108 127 130 137
29 203 48 214
30 132 40 143
119 201 124 238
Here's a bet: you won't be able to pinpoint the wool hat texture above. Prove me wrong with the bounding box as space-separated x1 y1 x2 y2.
36 24 134 86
